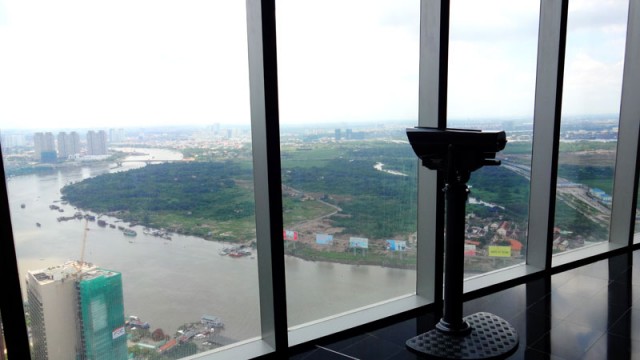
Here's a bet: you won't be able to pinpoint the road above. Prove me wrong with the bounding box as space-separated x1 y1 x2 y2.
501 160 610 225
281 185 342 227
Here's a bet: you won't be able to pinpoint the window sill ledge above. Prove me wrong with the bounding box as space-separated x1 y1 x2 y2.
288 293 432 347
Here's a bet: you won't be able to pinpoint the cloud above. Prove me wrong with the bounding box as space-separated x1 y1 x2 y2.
450 0 541 43
0 0 632 129
560 0 628 116
562 53 624 116
448 0 628 120
447 1 539 119
0 0 250 129
276 0 419 124
568 0 629 32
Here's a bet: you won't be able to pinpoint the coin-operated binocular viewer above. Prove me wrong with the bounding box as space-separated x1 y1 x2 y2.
405 127 518 359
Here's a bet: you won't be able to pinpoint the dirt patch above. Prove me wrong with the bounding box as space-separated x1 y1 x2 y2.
291 216 349 251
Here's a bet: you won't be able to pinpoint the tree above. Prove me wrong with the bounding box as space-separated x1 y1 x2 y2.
151 328 165 341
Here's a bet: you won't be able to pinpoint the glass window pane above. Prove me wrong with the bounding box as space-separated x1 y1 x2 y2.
277 0 420 327
553 0 628 257
0 1 259 358
448 0 540 275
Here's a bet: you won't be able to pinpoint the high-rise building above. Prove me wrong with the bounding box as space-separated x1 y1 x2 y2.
1 133 26 148
57 132 81 159
33 132 55 161
77 267 127 360
26 262 127 360
86 130 108 156
70 131 81 155
57 132 68 158
109 128 125 143
335 129 341 141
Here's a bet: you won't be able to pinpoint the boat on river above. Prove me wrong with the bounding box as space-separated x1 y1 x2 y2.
201 315 224 329
143 228 172 240
228 249 252 258
123 229 137 237
219 245 252 257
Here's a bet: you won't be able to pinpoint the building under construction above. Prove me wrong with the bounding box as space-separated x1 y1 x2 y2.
26 261 127 360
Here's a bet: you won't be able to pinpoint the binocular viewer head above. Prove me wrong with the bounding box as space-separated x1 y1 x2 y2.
406 127 507 175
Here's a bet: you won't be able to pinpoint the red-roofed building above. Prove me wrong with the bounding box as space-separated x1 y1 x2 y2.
507 239 523 256
158 339 177 354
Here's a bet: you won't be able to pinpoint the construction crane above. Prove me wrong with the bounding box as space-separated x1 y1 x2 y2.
75 218 89 279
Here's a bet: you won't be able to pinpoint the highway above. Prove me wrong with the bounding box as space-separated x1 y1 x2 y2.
501 159 611 226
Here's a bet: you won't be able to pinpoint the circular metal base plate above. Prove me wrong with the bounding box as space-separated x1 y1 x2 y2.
406 312 519 359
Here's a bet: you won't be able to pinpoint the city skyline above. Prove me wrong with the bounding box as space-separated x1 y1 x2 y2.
0 113 621 135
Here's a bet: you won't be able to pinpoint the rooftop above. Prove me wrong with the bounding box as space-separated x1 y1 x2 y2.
27 260 95 285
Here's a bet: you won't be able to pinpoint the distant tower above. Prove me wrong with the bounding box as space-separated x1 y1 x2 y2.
69 131 81 155
57 132 69 158
86 130 108 155
109 128 125 143
1 133 26 148
33 132 56 161
346 129 353 140
335 129 342 141
26 262 127 360
57 132 81 159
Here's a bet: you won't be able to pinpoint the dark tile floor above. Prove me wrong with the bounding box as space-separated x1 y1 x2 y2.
291 251 640 359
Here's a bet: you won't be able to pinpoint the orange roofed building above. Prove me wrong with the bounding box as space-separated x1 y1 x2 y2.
507 239 523 257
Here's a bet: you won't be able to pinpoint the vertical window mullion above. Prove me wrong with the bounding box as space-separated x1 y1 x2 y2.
416 0 449 301
247 0 288 353
0 150 31 360
527 0 569 270
610 0 640 246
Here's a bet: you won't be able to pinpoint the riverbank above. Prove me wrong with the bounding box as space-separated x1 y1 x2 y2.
284 242 416 269
62 202 418 270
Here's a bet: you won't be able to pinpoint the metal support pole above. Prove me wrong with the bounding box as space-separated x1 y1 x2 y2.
436 148 471 335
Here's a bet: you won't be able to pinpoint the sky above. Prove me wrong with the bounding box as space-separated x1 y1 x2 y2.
0 0 631 130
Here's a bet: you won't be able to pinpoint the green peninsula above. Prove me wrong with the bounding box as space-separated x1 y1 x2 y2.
61 162 258 241
59 139 614 269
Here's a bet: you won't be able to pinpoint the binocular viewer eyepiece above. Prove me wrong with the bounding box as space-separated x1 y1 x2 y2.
406 127 507 176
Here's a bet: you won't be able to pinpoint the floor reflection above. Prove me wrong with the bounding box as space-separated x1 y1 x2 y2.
290 252 640 359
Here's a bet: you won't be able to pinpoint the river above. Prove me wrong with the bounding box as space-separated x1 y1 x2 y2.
6 148 416 342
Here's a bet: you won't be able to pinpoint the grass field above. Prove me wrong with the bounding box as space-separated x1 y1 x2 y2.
282 197 336 226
